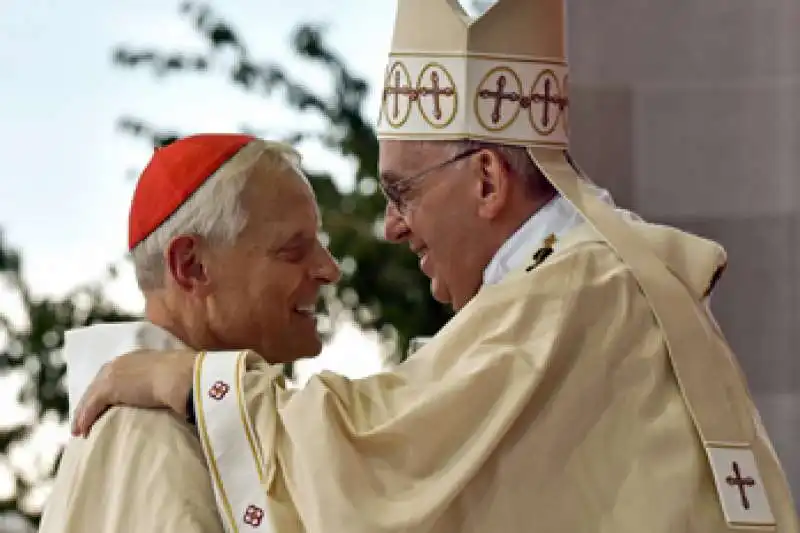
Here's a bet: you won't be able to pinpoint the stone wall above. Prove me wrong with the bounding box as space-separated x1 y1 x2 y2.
567 0 800 506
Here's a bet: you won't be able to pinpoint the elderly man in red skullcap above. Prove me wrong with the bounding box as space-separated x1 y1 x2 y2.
39 134 340 532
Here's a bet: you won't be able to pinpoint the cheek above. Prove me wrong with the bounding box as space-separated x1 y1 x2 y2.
416 189 474 245
211 262 284 317
251 260 316 310
408 205 440 243
209 269 290 346
245 268 293 314
414 211 463 258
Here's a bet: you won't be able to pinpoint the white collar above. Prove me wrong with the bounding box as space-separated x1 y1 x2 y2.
62 321 184 422
482 196 583 286
483 182 641 286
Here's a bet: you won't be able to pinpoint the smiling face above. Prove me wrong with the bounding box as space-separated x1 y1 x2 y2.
204 160 340 361
379 140 528 310
159 155 341 363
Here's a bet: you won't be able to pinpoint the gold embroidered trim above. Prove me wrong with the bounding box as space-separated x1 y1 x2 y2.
235 352 266 483
195 351 239 532
375 131 568 147
388 51 567 65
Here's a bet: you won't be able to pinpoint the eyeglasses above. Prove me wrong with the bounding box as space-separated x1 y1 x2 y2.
380 148 481 214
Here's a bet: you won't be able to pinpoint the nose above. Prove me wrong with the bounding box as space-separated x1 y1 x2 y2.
383 202 411 243
312 245 341 284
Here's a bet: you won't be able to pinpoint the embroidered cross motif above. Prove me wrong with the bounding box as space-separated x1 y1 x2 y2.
243 504 265 527
478 74 521 124
726 461 757 510
531 76 568 128
419 69 455 121
384 68 419 119
207 380 230 401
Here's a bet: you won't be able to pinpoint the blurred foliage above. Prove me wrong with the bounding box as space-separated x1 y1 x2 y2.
0 2 465 528
112 2 452 358
0 231 136 529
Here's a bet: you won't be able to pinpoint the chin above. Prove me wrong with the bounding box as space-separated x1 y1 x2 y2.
252 338 323 364
430 277 478 312
430 277 453 306
287 340 324 363
297 343 323 361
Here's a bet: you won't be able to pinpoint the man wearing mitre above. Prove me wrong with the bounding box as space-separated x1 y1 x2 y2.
72 1 799 532
39 134 340 532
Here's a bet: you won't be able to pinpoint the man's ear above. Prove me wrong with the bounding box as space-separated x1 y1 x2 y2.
475 149 511 220
165 235 209 292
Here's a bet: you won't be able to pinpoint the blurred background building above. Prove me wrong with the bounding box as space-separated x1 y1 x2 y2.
565 0 800 507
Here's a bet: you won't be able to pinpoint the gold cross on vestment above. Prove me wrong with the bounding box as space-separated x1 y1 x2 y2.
526 234 557 272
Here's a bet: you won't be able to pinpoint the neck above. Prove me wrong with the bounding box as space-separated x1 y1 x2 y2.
451 191 557 310
144 292 216 351
479 190 565 289
494 189 556 252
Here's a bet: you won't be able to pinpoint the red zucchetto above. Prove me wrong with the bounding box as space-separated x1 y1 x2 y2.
127 133 255 250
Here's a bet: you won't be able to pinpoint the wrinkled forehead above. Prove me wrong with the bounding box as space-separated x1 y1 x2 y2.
378 140 452 183
244 165 321 228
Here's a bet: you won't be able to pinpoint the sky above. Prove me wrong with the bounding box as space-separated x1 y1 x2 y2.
0 0 414 381
0 0 396 302
0 0 497 515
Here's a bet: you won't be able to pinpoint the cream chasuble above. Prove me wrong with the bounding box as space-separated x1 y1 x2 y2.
192 216 799 533
39 323 225 533
191 0 798 526
482 184 640 287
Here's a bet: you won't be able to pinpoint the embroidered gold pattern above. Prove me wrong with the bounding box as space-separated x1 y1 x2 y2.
417 62 458 128
243 504 265 527
526 233 557 272
528 69 567 135
208 380 230 401
382 61 416 128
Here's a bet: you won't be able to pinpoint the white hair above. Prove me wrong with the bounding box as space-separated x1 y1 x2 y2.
445 140 640 218
441 139 554 197
131 139 301 290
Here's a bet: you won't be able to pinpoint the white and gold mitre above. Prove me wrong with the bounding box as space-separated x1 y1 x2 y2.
376 0 569 148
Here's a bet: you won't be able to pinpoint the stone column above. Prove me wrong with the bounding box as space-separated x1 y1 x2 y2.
567 0 800 505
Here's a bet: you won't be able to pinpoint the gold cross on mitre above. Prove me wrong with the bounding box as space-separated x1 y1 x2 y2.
377 0 570 146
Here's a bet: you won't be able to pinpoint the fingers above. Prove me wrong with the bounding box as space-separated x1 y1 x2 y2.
70 392 94 437
71 365 115 437
70 349 196 436
72 400 112 438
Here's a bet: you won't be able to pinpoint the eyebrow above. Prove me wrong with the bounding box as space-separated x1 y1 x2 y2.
287 230 318 245
269 229 309 250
